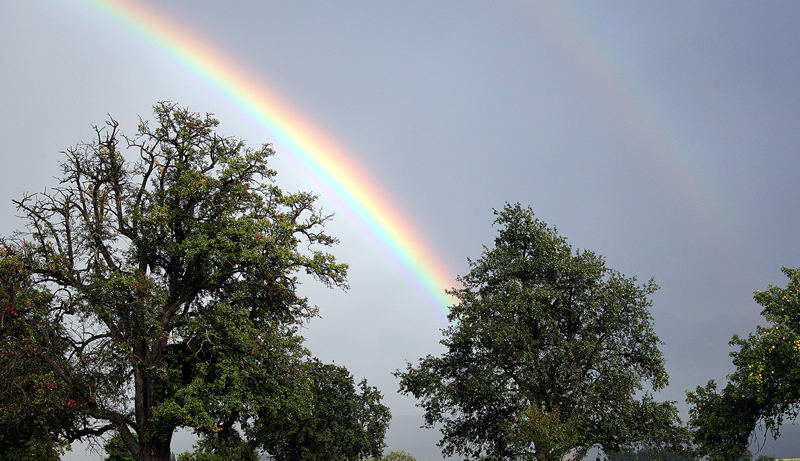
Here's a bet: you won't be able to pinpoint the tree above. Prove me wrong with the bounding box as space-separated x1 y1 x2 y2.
685 380 759 460
396 204 686 461
254 359 391 461
365 451 416 461
687 267 800 460
606 447 693 461
176 433 258 461
0 103 347 461
0 248 74 461
104 432 135 461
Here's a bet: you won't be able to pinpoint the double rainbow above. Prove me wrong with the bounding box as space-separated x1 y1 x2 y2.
78 0 739 319
83 0 456 317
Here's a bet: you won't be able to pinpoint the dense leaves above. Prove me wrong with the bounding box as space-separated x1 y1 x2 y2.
366 451 417 461
0 249 77 460
176 432 258 461
0 103 347 461
688 267 800 460
254 359 391 461
606 447 693 461
104 432 136 461
396 204 685 461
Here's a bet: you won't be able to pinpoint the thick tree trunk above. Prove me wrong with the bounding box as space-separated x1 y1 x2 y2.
132 344 176 461
140 436 173 461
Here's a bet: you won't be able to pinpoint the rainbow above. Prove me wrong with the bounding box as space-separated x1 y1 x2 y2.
74 1 746 320
524 1 753 272
521 2 736 244
80 0 456 318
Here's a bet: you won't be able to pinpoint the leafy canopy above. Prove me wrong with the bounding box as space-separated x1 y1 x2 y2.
252 359 391 461
0 102 347 461
363 451 417 461
688 267 800 460
396 203 685 461
0 251 74 460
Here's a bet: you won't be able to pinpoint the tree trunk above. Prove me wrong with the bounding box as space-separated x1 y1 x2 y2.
140 436 173 461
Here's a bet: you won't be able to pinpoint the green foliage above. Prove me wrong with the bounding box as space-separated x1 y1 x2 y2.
506 404 583 461
381 451 416 461
0 437 63 461
687 267 800 460
685 380 759 460
105 432 136 461
0 249 73 460
176 453 219 461
0 103 347 460
362 451 416 461
738 449 754 461
176 431 258 461
606 447 693 460
254 358 391 461
396 204 686 461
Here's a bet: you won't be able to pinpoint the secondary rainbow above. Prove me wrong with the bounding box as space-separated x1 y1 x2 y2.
82 0 456 317
522 2 737 245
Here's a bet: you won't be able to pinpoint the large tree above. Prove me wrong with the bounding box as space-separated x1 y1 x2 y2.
687 267 800 460
0 103 347 461
396 204 685 461
248 359 391 461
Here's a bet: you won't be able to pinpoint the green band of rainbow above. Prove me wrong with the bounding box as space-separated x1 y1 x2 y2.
83 0 456 317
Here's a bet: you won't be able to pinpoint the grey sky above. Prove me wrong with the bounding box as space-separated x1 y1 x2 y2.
2 1 800 459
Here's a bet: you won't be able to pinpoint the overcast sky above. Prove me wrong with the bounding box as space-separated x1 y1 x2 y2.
2 1 800 459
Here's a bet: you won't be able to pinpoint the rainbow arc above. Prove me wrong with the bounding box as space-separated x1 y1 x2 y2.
86 0 456 317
